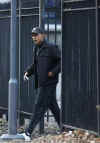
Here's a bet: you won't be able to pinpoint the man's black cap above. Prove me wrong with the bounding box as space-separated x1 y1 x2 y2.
32 27 45 35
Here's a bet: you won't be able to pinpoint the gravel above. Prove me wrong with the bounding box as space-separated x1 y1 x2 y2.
0 118 100 143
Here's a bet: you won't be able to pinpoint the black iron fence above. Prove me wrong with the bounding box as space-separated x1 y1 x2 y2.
0 0 39 116
62 0 100 133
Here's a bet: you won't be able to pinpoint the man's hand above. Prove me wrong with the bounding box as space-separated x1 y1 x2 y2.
24 72 29 81
48 72 54 77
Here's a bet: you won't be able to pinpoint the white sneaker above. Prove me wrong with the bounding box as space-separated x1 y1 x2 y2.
21 133 31 142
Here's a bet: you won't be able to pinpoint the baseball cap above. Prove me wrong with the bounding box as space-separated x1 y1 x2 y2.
32 27 45 35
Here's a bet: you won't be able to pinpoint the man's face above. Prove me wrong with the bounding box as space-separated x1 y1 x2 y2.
32 33 45 45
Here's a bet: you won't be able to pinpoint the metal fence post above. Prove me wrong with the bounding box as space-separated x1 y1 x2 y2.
95 0 99 135
8 0 17 135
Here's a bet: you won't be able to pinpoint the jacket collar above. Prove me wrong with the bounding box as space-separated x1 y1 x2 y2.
39 40 48 48
36 40 48 55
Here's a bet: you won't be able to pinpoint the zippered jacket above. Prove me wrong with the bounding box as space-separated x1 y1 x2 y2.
25 40 61 88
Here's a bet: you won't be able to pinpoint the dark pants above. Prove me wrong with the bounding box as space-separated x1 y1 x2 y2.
26 84 60 135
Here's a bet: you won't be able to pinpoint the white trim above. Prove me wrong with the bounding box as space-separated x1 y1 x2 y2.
45 24 61 32
0 0 11 4
64 0 85 3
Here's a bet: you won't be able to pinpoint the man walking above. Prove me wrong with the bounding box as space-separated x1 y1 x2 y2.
22 27 61 141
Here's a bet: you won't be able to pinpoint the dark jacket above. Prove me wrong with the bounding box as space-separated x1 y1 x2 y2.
25 40 61 88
